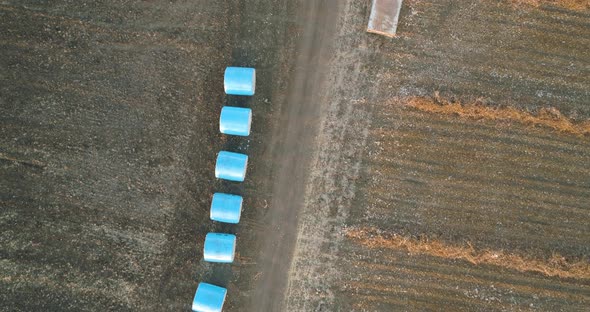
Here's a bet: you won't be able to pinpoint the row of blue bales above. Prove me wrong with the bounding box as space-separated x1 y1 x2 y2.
192 67 256 312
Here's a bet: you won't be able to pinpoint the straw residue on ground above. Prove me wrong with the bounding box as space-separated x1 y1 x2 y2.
510 0 590 10
346 227 590 280
404 96 590 136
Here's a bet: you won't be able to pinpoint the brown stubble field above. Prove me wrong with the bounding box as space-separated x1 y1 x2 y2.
0 0 304 310
286 0 589 311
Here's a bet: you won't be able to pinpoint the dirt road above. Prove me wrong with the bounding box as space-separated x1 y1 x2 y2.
244 1 340 311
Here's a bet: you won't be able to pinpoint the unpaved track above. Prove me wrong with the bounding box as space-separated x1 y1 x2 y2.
247 1 340 311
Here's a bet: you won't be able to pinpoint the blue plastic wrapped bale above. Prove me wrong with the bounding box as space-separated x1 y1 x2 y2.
215 151 248 182
219 106 252 136
224 67 256 96
210 193 242 224
192 282 227 312
203 233 236 263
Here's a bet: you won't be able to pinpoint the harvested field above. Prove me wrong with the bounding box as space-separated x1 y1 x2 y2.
0 0 305 310
1 0 589 311
286 0 590 311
